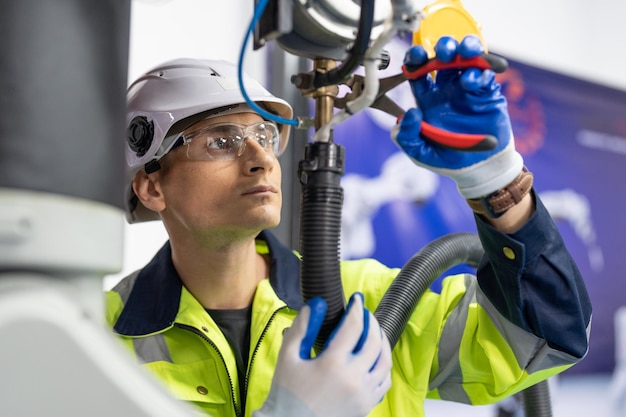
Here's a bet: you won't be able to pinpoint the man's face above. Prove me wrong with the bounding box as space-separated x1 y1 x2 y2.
155 112 283 239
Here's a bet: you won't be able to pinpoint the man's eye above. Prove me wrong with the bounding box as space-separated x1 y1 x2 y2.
206 137 230 150
257 136 268 148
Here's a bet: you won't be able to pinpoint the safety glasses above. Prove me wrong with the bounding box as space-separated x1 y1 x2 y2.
178 121 281 161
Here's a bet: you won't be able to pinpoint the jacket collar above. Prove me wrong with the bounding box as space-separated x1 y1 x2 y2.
113 230 303 336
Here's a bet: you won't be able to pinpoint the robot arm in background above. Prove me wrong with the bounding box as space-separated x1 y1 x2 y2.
341 153 439 259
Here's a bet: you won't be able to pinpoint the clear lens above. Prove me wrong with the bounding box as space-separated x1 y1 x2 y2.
182 121 280 160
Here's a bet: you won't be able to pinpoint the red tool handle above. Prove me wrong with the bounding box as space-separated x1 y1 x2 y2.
402 53 508 80
399 53 507 151
421 122 497 151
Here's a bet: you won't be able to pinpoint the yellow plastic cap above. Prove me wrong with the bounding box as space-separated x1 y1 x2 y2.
413 0 487 56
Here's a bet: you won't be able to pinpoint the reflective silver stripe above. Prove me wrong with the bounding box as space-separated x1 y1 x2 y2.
475 287 582 373
133 334 173 364
111 270 140 305
111 271 173 364
430 273 475 403
430 273 586 403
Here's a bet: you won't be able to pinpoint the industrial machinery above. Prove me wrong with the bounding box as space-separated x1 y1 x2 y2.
0 0 551 416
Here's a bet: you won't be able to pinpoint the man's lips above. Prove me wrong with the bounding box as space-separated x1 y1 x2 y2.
242 185 278 195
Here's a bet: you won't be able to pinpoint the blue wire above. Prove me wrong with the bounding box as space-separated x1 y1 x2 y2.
238 0 298 126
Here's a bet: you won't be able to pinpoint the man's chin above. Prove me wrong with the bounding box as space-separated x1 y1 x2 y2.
261 215 281 230
248 211 280 231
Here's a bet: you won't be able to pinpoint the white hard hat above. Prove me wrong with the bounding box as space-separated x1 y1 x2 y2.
124 58 293 223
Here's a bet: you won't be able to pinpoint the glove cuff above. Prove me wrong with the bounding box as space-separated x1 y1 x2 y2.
455 141 524 199
253 385 317 417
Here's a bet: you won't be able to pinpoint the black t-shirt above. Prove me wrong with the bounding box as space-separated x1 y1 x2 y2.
206 305 252 408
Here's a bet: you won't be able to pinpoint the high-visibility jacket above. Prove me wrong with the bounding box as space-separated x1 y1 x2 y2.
106 195 591 417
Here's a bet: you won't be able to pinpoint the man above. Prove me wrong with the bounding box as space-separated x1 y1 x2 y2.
107 36 592 417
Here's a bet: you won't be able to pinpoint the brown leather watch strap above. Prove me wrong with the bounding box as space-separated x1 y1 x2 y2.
467 168 534 218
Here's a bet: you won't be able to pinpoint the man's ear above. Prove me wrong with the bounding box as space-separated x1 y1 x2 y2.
132 169 166 213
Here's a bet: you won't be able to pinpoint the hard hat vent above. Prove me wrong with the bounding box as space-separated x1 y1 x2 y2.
127 116 154 157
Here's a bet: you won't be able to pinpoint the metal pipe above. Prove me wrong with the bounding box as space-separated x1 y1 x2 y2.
312 59 339 132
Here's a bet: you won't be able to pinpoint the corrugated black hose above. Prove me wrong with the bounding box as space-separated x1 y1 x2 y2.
298 141 346 353
523 381 553 417
374 232 484 347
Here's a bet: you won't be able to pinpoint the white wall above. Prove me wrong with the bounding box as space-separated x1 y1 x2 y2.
127 0 267 83
463 0 626 91
105 0 626 289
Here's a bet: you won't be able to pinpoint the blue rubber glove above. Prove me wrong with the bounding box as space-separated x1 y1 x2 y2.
253 293 392 417
391 35 524 199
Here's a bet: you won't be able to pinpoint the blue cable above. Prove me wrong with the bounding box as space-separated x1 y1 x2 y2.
238 0 298 126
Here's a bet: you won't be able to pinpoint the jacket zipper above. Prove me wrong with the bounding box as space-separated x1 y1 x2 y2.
175 323 242 417
243 306 287 413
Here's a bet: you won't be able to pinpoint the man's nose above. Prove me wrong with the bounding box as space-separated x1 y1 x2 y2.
240 136 275 172
239 134 267 156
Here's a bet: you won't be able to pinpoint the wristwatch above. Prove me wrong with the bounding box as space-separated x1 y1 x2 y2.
466 167 534 218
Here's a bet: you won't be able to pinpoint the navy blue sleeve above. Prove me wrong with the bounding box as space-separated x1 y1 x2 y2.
475 190 592 358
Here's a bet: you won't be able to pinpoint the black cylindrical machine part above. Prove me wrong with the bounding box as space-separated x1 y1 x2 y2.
0 0 130 209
